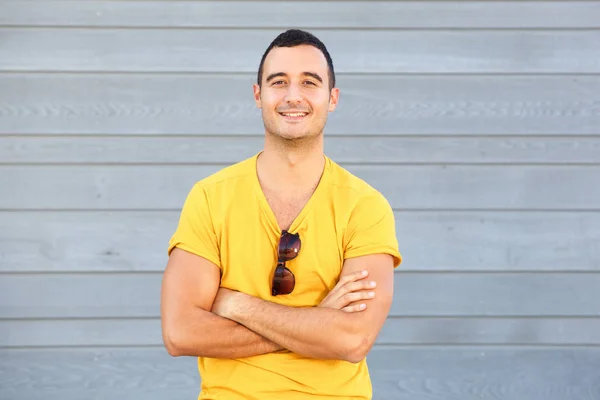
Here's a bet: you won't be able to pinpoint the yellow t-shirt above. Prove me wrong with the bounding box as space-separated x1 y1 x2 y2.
168 152 402 400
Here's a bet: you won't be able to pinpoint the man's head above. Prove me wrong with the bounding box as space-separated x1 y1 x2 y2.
253 29 339 142
257 29 336 92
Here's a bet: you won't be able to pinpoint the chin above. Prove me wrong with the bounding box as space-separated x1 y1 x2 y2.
280 129 310 139
272 123 325 141
275 130 319 141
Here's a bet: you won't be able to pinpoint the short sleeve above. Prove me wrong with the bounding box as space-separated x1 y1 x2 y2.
167 183 221 269
343 191 402 268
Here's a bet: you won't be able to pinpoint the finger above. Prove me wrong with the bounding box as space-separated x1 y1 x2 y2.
340 279 377 295
341 303 367 313
332 270 369 293
325 290 374 311
340 270 369 286
341 291 375 305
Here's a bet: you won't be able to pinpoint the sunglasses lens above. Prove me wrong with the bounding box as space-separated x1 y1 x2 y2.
272 263 295 296
278 232 301 261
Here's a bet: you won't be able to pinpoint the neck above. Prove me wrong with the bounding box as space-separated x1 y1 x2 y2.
257 134 325 192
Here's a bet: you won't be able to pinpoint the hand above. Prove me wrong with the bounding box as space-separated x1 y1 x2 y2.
211 287 242 319
318 270 376 313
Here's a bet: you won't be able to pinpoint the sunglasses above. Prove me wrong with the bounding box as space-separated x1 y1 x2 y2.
271 230 301 296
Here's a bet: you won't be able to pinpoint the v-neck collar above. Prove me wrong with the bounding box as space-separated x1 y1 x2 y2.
252 151 331 235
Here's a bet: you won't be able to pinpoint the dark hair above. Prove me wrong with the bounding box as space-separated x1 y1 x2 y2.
257 29 336 90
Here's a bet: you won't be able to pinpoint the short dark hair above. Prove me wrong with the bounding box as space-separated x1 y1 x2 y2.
257 29 336 90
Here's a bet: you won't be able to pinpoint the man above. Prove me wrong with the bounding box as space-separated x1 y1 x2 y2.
160 29 402 399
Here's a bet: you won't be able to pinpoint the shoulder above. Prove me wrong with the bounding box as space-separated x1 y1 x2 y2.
327 158 402 266
326 156 391 208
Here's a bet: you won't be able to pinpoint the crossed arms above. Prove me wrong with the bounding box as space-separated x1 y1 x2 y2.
160 248 394 363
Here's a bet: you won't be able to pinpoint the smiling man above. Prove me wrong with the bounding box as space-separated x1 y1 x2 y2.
160 29 402 399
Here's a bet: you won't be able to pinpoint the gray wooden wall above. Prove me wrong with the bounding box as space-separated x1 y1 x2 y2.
1 1 600 399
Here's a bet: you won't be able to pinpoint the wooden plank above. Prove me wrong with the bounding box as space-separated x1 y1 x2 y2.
0 274 162 319
2 165 599 210
1 211 599 272
367 347 600 400
2 74 598 135
1 273 599 318
3 135 600 164
1 347 599 400
0 348 200 400
3 317 600 347
0 211 177 273
2 28 600 73
395 211 600 271
377 317 600 345
2 1 600 28
0 319 161 347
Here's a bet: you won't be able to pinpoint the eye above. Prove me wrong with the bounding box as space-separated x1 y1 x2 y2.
272 80 285 86
304 80 316 86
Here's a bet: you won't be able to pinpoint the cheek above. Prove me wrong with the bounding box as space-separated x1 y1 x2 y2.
314 97 332 113
312 91 332 107
261 91 282 108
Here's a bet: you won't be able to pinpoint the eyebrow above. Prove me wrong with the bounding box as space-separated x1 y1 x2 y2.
303 72 323 84
265 72 324 84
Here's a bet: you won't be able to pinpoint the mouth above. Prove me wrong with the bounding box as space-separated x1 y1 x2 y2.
278 111 309 122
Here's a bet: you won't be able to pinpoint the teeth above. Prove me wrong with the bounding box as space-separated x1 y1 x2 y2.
282 112 306 117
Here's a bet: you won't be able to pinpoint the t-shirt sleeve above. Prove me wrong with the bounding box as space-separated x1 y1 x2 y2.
167 183 221 269
343 191 402 268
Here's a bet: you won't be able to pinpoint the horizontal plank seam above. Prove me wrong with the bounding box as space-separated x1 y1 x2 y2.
3 26 600 32
2 71 600 77
2 269 600 274
3 343 600 351
372 343 600 349
2 162 600 167
6 162 600 167
70 0 600 2
0 316 159 322
3 208 600 212
2 315 600 322
2 209 599 214
4 163 600 167
7 0 598 3
2 25 600 31
2 133 600 138
2 270 600 276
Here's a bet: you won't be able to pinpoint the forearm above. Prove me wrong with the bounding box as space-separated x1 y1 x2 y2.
164 307 283 358
224 294 366 362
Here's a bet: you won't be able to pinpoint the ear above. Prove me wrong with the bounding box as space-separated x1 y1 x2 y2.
328 87 340 112
253 84 262 108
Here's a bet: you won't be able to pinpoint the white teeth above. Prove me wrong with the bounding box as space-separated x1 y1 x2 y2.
282 112 307 117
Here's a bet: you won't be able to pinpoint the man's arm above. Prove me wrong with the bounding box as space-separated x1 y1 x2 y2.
160 248 373 358
160 247 283 358
213 253 395 363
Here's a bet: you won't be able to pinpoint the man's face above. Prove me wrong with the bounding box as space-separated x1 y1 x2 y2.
254 45 339 141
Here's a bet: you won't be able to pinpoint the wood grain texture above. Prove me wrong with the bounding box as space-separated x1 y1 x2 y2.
367 347 600 400
1 348 599 400
2 1 600 28
1 272 599 318
0 348 200 400
377 317 600 346
3 317 600 347
1 211 599 272
0 1 598 397
3 28 600 73
2 165 599 210
2 74 598 135
3 135 600 164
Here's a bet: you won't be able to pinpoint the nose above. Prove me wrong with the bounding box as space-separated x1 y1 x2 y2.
284 83 303 104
